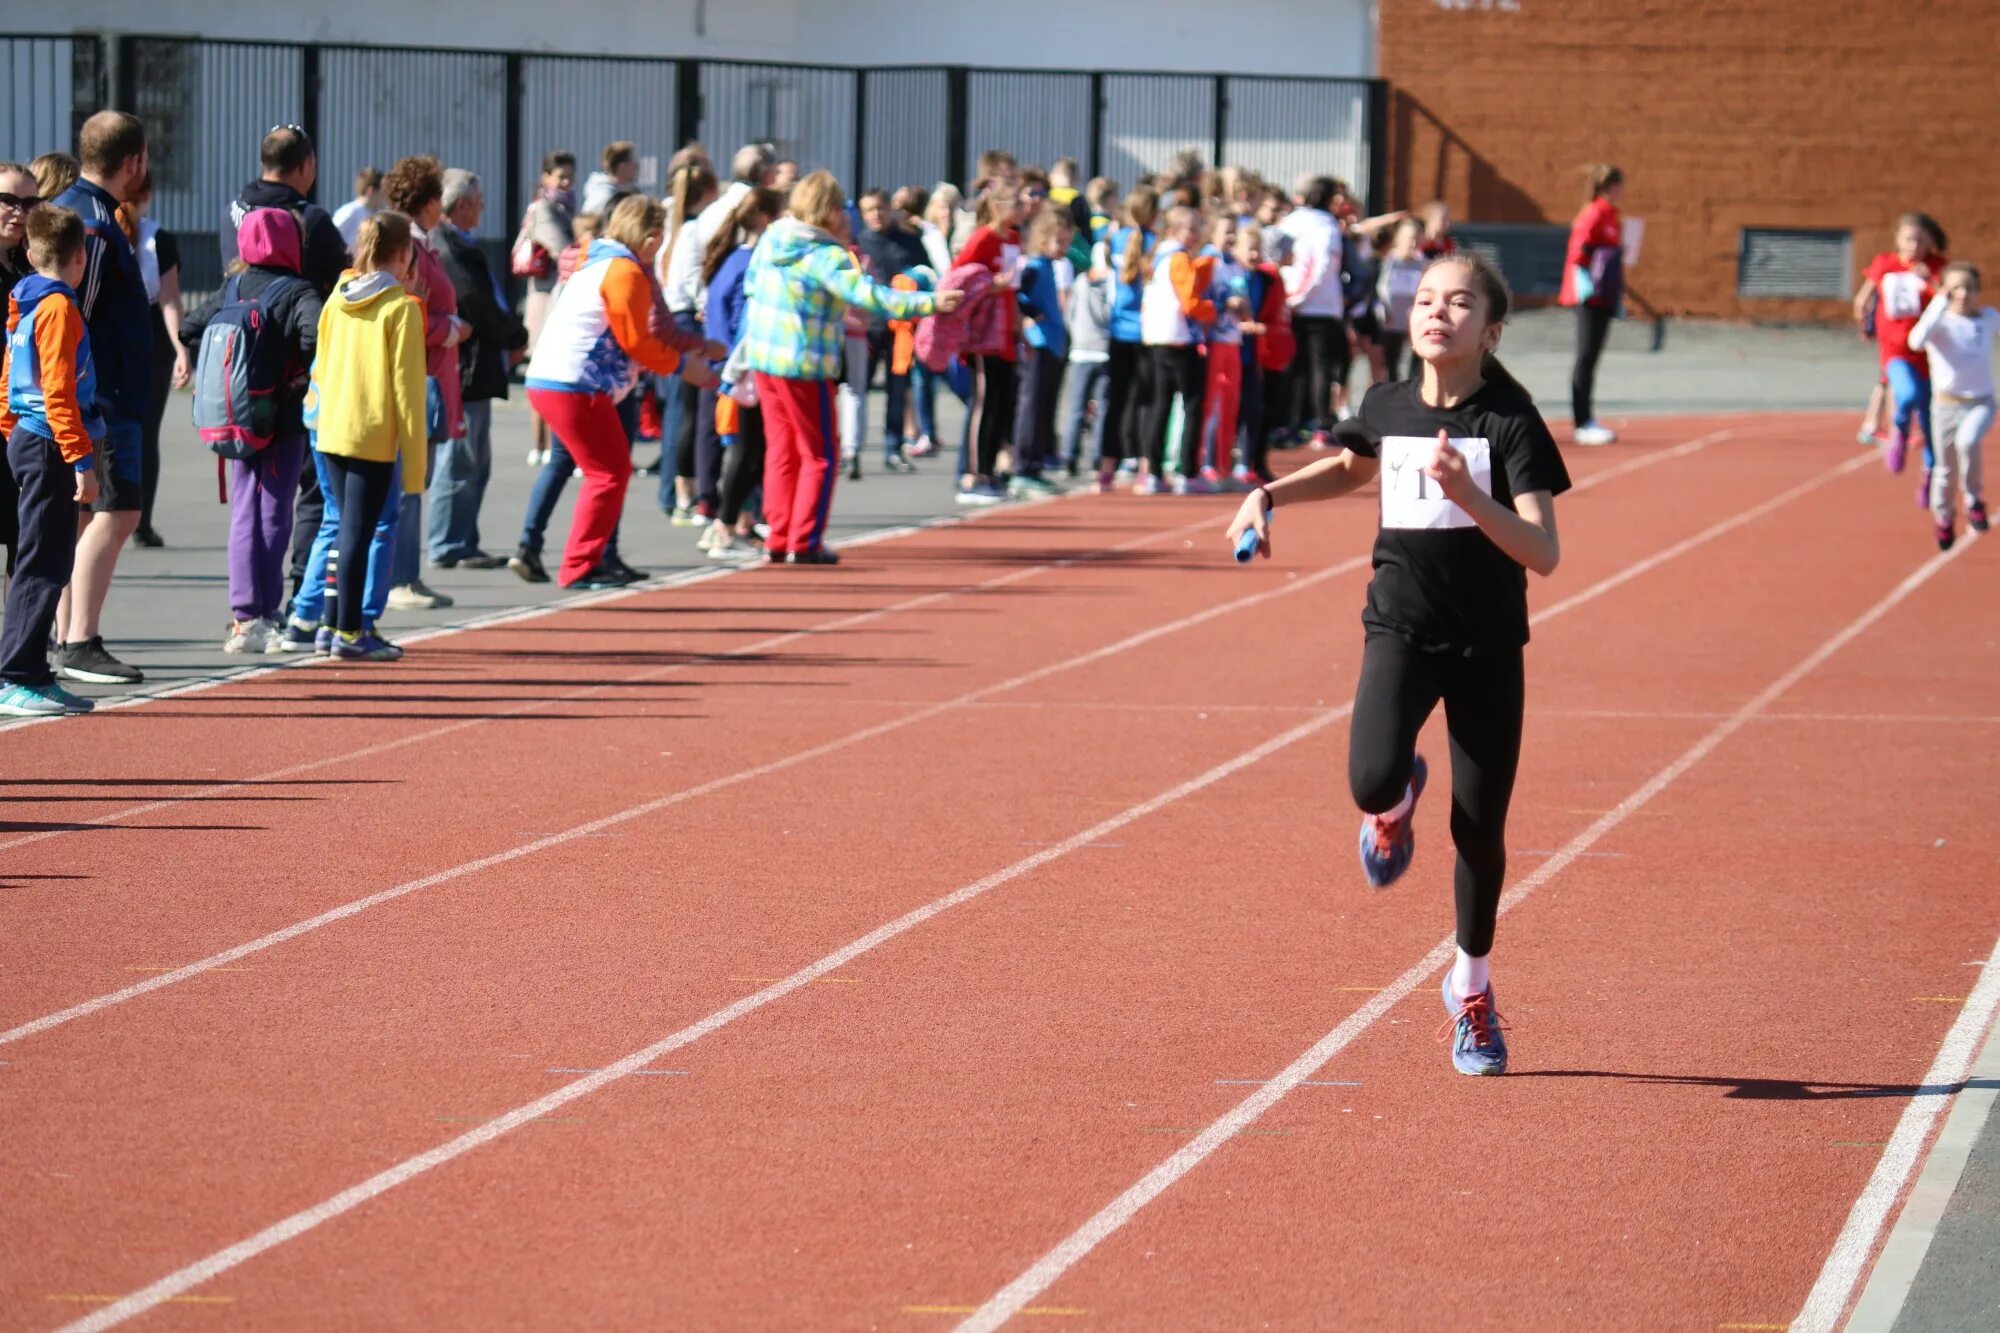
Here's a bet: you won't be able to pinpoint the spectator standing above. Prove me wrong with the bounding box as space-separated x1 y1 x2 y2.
225 126 351 295
332 168 383 250
1274 174 1349 444
432 169 524 570
856 188 928 472
380 155 467 611
50 111 152 686
2 161 43 575
580 141 639 216
183 209 321 653
517 151 576 466
129 172 190 548
0 205 103 716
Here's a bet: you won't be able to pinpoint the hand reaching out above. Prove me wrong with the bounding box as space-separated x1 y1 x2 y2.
933 289 965 313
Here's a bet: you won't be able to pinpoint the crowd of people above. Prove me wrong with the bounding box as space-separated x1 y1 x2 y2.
2 107 1501 714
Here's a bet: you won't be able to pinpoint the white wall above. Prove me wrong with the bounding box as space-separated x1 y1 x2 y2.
50 0 1373 75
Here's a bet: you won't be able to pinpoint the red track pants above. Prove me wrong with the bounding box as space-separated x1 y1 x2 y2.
525 388 632 585
755 374 839 556
1203 347 1242 474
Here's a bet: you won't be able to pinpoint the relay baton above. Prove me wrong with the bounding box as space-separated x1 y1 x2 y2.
1233 515 1268 564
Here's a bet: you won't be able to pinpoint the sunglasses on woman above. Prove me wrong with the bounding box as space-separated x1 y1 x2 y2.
0 192 41 212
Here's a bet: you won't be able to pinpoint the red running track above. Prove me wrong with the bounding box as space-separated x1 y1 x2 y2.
1 412 1995 1332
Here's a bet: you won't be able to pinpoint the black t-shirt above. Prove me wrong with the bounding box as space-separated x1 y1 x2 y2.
1347 375 1572 655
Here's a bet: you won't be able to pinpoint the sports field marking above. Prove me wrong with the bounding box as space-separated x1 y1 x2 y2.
0 508 1226 859
46 1295 233 1306
2 546 1372 1052
904 1306 1087 1318
1790 924 2000 1333
953 533 1976 1333
46 440 1833 1332
544 1068 688 1077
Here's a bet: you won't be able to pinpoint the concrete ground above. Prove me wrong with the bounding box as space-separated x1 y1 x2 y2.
11 314 1992 1328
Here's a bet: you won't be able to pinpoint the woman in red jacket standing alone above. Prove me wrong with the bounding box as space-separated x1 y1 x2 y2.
1560 164 1624 447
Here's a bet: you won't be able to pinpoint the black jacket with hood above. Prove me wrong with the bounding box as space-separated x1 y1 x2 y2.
222 178 350 297
437 224 527 402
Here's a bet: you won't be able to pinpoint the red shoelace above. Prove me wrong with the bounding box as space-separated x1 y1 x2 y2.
1437 991 1506 1050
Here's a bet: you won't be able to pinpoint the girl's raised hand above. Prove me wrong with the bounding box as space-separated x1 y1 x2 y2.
1422 429 1475 503
933 289 965 313
1226 487 1273 561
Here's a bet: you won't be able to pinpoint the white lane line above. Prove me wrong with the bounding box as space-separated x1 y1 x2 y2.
1 551 1368 1051
954 533 1976 1333
1793 925 2000 1333
48 436 1830 1332
0 509 1223 859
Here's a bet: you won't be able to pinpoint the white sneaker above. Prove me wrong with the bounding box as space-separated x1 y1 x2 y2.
386 582 453 611
222 618 276 654
1573 422 1617 447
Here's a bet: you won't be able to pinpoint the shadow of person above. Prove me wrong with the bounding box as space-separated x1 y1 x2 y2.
1510 1070 2000 1101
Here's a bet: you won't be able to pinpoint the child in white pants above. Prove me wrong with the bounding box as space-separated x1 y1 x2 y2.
1909 263 1996 550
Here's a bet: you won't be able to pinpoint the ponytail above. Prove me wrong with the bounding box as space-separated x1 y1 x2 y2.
1479 353 1532 402
666 160 718 262
1118 186 1160 287
354 210 414 275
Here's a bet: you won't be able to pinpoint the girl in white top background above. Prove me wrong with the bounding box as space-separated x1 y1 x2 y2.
1908 262 1995 549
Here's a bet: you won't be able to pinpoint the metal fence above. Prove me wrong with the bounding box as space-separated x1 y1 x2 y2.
6 34 1382 288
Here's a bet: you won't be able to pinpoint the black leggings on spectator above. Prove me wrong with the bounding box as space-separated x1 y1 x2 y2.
322 454 394 635
1295 314 1348 431
141 317 172 530
966 354 1017 480
1144 344 1205 478
1572 304 1615 426
717 404 766 528
693 383 723 510
1102 339 1146 468
1346 634 1523 957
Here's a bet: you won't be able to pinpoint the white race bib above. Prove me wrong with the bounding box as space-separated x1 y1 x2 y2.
1880 270 1927 320
1378 435 1493 530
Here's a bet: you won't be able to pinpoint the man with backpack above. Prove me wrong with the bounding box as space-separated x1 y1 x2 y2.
181 208 321 653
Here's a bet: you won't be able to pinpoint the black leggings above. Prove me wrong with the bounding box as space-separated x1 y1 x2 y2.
1102 339 1147 467
141 315 173 529
717 403 766 528
323 454 395 635
1347 634 1523 957
1295 314 1349 431
966 354 1017 480
1144 344 1205 478
1572 305 1614 426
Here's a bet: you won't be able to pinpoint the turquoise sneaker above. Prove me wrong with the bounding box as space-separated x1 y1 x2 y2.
1440 973 1509 1076
0 681 93 716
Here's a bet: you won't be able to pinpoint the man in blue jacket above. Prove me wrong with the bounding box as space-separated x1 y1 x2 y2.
51 111 151 687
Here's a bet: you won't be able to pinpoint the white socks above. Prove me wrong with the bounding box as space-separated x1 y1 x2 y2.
1450 948 1491 1001
1382 781 1416 823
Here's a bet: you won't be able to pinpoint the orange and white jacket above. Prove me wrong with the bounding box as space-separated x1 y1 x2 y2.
525 240 683 398
1139 241 1217 347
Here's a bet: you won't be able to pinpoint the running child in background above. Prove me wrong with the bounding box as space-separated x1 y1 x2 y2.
1417 200 1455 260
1908 261 1994 550
1375 217 1426 382
1225 252 1571 1077
1855 213 1948 503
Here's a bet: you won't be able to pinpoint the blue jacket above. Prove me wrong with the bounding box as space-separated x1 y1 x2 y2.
1017 257 1068 359
705 246 755 355
54 178 152 424
3 273 105 467
1105 226 1151 344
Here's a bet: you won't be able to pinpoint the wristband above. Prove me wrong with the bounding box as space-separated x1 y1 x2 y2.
1252 485 1273 514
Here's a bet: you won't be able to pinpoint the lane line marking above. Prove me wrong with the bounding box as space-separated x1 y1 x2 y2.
2 546 1367 1051
904 1307 1087 1318
1791 922 2000 1333
0 506 1223 858
0 423 1739 850
544 1068 688 1077
45 436 1834 1332
1215 1079 1361 1087
954 532 1975 1333
47 1295 234 1305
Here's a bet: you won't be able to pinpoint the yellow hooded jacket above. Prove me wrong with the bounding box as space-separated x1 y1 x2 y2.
305 270 428 495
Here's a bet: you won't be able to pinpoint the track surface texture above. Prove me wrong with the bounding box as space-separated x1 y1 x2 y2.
4 412 1996 1332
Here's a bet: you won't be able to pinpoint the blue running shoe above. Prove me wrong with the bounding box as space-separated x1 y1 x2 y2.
313 625 334 655
1440 973 1509 1076
329 631 401 662
1358 754 1428 888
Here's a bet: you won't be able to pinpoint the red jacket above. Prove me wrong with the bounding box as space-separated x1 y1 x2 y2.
1559 197 1623 309
1252 263 1295 372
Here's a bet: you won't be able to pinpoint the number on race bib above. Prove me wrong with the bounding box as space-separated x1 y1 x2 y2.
1880 271 1927 320
1378 436 1493 530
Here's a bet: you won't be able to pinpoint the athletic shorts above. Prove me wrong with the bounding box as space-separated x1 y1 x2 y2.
89 417 143 514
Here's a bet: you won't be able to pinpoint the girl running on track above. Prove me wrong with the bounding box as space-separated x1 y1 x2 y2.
1225 252 1572 1077
1855 213 1948 503
1908 262 1994 550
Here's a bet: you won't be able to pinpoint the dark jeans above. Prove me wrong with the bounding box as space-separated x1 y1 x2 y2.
1144 344 1205 478
0 429 18 576
866 331 911 456
1237 357 1268 479
1014 346 1064 477
0 431 78 686
1348 634 1524 957
1295 314 1348 432
1103 340 1147 466
1572 304 1615 426
321 455 395 635
1062 358 1111 469
693 383 723 511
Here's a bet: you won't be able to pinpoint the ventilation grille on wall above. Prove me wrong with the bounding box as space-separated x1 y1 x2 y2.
1738 228 1851 299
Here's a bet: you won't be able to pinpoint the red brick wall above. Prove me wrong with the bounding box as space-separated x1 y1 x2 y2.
1378 0 1999 321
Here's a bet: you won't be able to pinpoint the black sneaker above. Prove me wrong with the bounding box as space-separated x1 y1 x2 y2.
846 456 862 481
457 551 507 570
789 547 841 566
133 526 165 548
635 453 664 477
55 636 143 685
607 555 647 582
572 564 639 590
508 547 550 583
